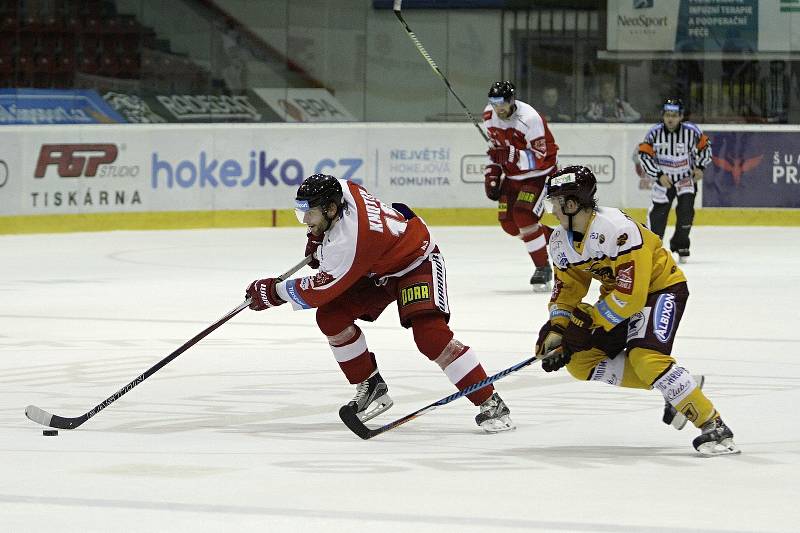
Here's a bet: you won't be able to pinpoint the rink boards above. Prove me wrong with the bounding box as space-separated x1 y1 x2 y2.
0 122 798 233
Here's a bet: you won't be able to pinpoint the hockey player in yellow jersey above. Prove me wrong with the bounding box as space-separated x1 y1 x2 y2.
535 165 739 456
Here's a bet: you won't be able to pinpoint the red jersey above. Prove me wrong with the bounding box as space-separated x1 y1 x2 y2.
483 100 559 180
276 180 435 310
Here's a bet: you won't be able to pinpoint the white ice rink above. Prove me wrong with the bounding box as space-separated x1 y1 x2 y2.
1 225 799 532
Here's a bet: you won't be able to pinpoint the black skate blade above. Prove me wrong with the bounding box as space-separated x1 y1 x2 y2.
339 405 373 440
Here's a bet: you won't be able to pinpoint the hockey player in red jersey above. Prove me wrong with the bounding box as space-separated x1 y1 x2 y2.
483 80 559 292
245 174 514 433
535 165 739 456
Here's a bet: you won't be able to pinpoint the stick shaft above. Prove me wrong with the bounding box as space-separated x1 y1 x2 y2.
340 355 540 439
393 4 488 142
26 256 312 430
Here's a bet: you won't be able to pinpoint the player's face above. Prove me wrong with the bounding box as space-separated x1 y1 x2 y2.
663 111 682 130
300 206 328 235
550 196 578 229
491 99 514 119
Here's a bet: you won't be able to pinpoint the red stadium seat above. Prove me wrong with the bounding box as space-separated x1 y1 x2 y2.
118 54 139 78
0 54 13 75
0 14 17 31
0 31 14 55
98 54 119 76
34 55 55 87
16 54 35 85
77 54 98 74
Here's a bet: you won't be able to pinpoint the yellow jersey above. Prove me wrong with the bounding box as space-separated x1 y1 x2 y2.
548 207 686 331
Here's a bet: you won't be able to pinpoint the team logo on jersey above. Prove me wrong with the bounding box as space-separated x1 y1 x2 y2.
588 262 615 284
615 261 635 294
532 137 547 158
400 283 431 307
309 271 334 289
653 293 677 342
550 277 563 301
616 233 629 246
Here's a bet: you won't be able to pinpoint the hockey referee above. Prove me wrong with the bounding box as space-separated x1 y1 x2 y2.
637 98 711 263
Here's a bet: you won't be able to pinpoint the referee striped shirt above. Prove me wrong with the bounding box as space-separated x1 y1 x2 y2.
637 122 711 183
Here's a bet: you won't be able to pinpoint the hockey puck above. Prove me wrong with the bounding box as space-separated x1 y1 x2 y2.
42 429 58 436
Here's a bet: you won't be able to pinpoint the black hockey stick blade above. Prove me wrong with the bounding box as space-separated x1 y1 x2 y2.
25 255 312 430
338 354 542 440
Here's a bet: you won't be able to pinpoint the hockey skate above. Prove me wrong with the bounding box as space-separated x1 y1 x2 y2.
345 370 393 422
676 249 690 264
663 375 704 430
530 264 553 293
475 392 515 433
692 415 740 456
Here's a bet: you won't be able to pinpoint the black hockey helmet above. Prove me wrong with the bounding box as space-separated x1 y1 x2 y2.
295 174 344 223
546 165 597 210
662 97 684 114
488 80 516 104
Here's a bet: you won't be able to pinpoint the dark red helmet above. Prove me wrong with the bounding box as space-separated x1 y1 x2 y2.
546 165 597 209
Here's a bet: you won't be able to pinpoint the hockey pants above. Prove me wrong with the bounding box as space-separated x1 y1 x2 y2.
648 187 695 253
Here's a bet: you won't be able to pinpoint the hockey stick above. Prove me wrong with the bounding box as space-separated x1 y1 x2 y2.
339 353 544 440
393 0 489 143
25 255 312 430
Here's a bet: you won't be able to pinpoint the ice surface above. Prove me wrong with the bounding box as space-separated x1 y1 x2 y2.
1 225 798 532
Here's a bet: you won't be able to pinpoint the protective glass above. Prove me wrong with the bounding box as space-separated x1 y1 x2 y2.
294 199 318 224
545 195 567 214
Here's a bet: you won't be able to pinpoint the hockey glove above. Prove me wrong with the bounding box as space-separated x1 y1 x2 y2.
535 321 570 372
487 146 510 165
541 346 571 373
484 164 503 201
563 303 595 355
304 230 324 269
246 278 286 311
500 145 521 175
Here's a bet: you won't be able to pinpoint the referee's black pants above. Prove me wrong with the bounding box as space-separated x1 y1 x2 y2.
647 186 695 254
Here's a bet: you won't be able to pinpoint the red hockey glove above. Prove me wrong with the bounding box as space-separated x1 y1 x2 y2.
304 231 324 269
484 164 502 201
246 278 286 311
487 146 509 165
563 303 594 355
500 145 522 175
536 321 570 372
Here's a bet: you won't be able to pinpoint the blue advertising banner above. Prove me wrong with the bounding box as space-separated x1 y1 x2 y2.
607 0 759 53
676 0 757 52
0 89 125 124
703 131 800 208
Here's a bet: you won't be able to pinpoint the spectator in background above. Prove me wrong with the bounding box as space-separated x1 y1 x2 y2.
584 80 641 123
538 86 572 122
